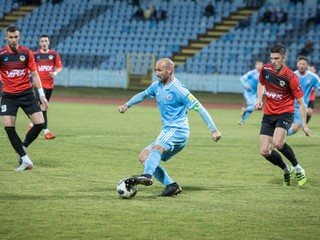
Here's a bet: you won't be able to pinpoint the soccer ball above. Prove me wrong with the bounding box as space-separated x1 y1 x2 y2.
116 178 137 199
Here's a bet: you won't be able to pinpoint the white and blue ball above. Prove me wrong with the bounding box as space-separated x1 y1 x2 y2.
116 178 137 199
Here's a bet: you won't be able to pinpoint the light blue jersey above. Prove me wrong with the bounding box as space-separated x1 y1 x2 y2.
239 69 260 123
293 70 320 125
240 69 259 95
126 77 217 159
144 78 199 130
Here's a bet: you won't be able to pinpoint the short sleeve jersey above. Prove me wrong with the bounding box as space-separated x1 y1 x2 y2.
144 78 200 129
34 49 63 89
0 45 36 93
259 64 303 115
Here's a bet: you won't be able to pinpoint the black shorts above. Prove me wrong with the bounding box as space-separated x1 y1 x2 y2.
260 112 293 136
308 100 315 109
35 88 53 102
0 89 41 116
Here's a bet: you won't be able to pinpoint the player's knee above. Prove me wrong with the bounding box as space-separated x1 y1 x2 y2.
138 150 149 164
273 141 284 150
260 147 271 157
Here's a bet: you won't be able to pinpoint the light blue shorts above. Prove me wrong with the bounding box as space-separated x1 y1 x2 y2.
243 91 257 106
293 107 302 126
145 127 189 162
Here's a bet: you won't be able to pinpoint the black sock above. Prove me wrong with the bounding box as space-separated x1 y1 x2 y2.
278 143 298 166
4 126 26 156
43 111 48 129
265 150 287 169
23 123 44 147
306 114 311 124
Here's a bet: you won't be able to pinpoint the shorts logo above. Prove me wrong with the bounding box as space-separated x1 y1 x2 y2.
167 94 172 100
187 94 196 102
19 55 26 61
1 104 7 113
279 80 285 87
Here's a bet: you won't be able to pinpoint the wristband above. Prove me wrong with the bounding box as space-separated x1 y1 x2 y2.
53 71 57 76
38 88 45 97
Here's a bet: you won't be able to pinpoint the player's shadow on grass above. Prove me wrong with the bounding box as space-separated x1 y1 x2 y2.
179 186 208 191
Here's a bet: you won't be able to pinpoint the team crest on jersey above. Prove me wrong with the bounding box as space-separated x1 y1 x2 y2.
4 57 8 61
188 94 196 102
49 55 53 60
20 55 26 61
279 80 285 87
265 74 270 79
167 94 172 100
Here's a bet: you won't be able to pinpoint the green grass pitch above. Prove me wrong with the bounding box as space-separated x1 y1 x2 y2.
0 99 320 240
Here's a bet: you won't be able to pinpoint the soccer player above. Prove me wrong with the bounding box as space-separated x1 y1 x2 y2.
118 58 221 197
28 34 63 139
0 26 48 171
255 45 311 187
287 57 320 136
306 64 318 123
238 60 263 125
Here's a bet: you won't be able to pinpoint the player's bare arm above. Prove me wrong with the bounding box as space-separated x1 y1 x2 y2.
49 67 62 78
255 82 265 110
31 71 48 110
296 97 312 137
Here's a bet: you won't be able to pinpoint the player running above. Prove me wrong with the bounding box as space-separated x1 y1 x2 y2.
28 34 63 139
0 26 48 171
255 45 311 187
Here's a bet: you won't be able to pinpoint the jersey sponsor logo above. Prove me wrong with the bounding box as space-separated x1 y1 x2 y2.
6 69 26 77
265 90 283 100
19 55 26 61
187 94 196 102
38 65 53 71
167 94 172 100
279 80 285 87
